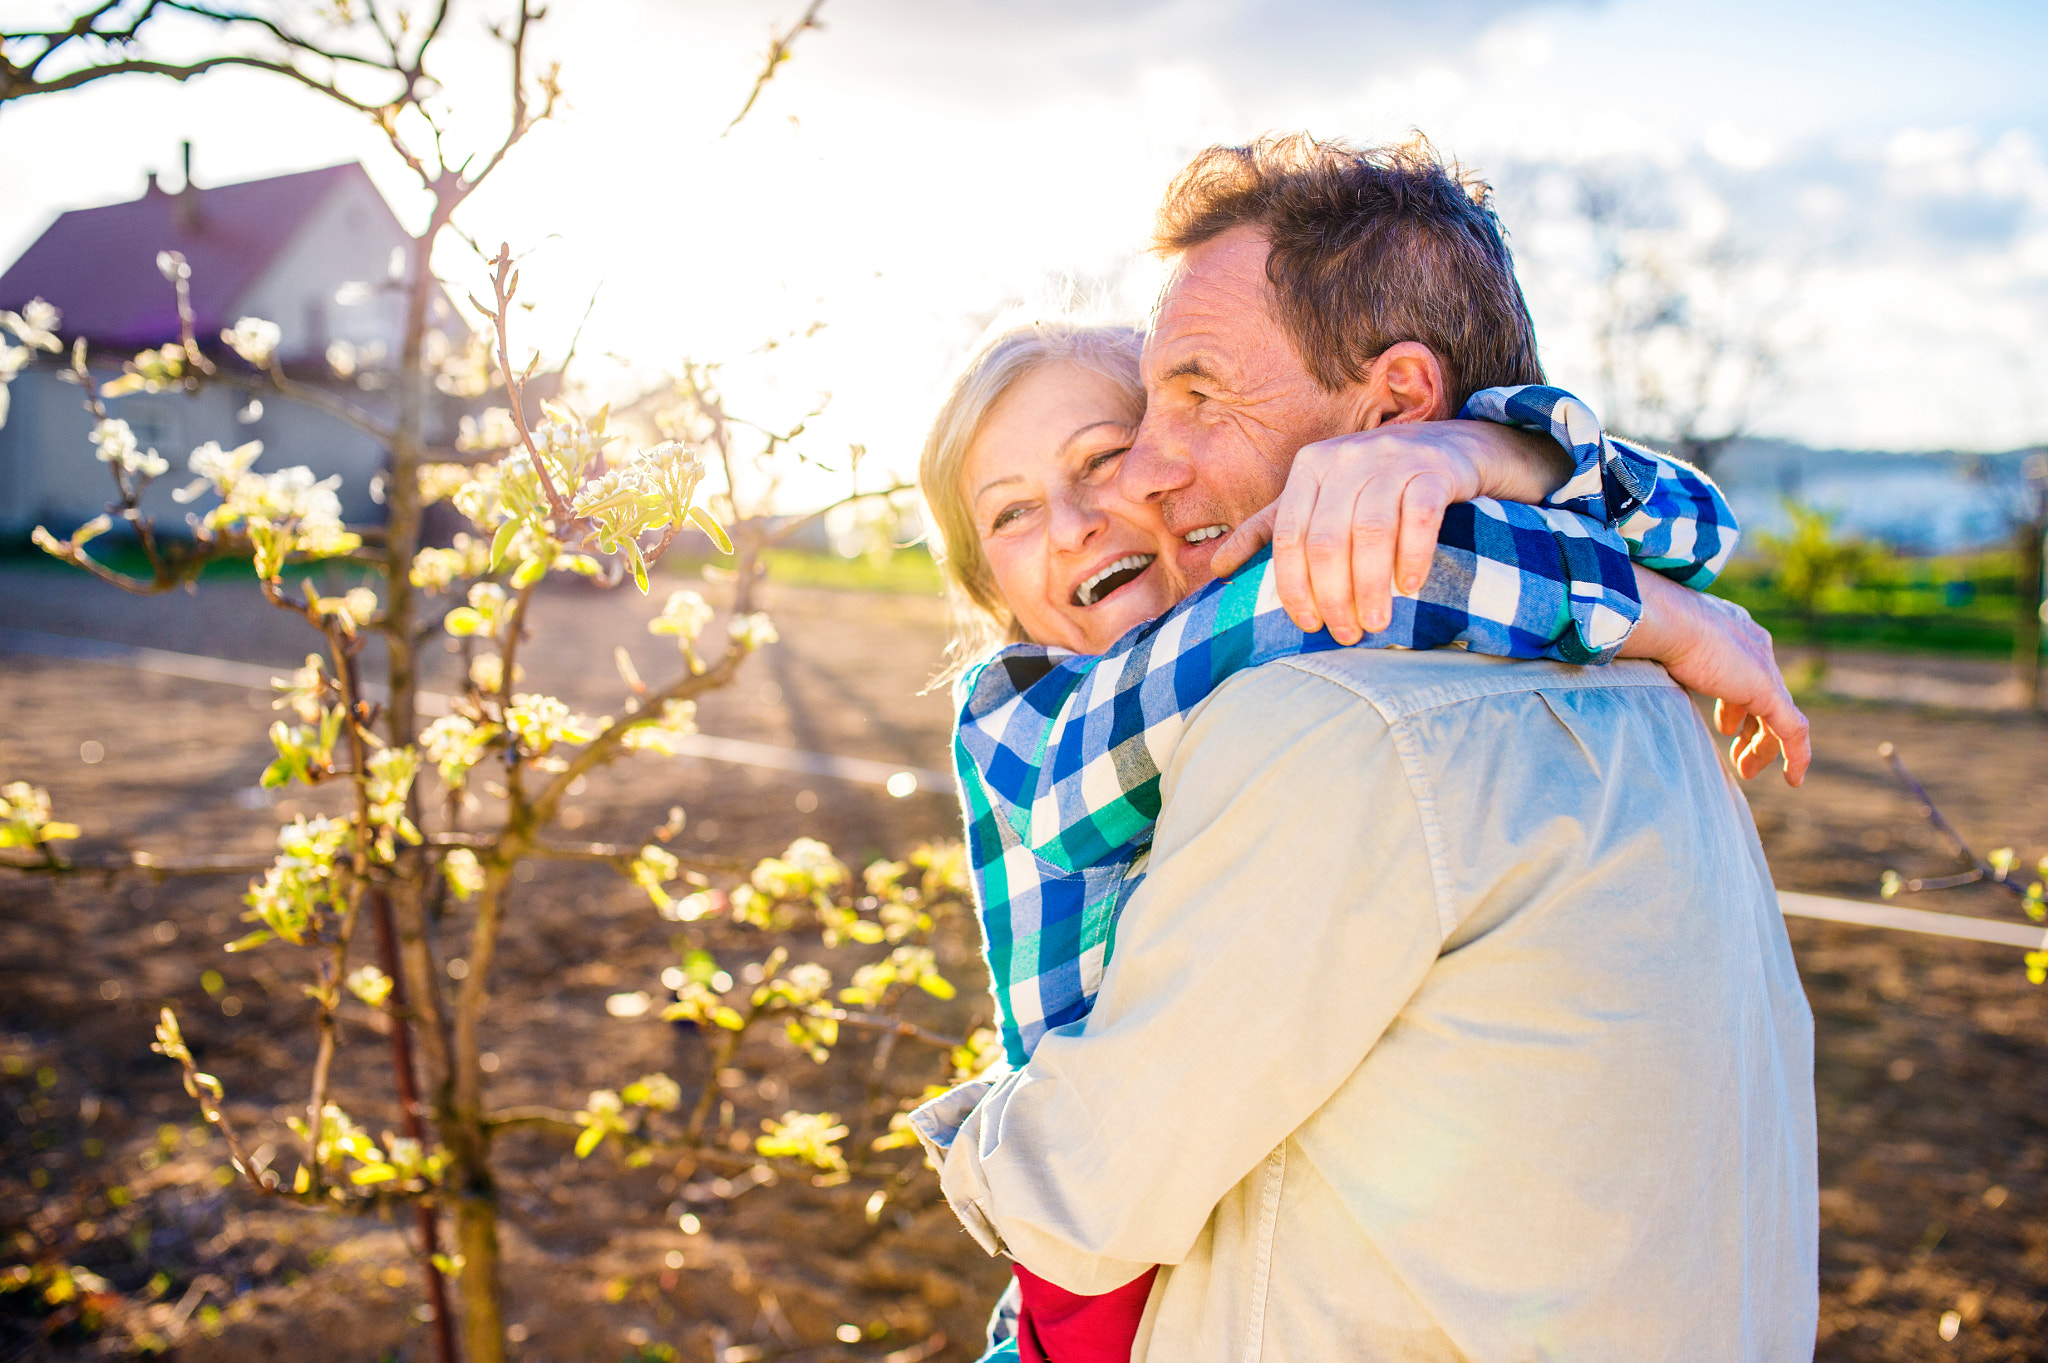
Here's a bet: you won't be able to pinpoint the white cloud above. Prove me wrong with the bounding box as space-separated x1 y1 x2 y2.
2 0 2045 475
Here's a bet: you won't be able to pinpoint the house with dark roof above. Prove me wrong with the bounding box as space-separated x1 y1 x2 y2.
0 158 469 539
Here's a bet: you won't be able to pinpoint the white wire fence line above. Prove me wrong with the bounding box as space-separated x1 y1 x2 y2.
0 627 951 797
5 626 2044 952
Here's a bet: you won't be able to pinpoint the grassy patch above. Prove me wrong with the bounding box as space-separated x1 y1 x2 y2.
1713 547 2040 660
660 547 945 596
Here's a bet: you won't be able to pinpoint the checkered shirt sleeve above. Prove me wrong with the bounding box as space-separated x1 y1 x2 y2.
950 385 1739 1067
1461 385 1738 588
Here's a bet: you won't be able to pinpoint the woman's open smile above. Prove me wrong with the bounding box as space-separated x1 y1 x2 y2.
963 359 1181 654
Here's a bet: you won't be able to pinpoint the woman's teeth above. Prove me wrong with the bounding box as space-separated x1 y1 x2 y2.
1184 524 1229 545
1074 554 1155 607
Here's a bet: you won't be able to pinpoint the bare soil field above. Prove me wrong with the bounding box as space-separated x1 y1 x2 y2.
2 564 2045 1362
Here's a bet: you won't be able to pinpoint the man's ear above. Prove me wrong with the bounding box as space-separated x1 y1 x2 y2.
1350 342 1452 428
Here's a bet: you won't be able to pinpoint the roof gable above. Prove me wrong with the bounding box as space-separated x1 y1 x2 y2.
0 163 405 350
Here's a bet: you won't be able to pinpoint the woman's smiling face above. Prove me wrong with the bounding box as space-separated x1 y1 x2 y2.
964 361 1182 654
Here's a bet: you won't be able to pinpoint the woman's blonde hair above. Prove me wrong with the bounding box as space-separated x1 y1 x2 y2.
918 320 1145 675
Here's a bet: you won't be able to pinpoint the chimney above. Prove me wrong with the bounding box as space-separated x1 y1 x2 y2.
175 141 202 232
145 171 163 196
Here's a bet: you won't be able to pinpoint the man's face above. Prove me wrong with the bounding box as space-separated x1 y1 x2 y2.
1121 225 1366 587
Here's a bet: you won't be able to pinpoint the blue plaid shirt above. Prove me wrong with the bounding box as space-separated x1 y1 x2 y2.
947 386 1737 1069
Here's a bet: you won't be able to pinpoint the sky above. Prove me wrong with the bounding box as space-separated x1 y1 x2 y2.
3 0 2046 504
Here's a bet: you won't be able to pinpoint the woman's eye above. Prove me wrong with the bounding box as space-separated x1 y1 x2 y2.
989 505 1026 533
1084 447 1128 478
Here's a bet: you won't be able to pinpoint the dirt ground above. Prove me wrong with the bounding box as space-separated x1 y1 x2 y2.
2 563 2046 1362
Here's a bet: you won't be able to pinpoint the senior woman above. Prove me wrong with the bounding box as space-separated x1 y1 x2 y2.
911 319 1798 1362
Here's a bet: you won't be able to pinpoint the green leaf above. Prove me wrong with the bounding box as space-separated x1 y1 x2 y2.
260 757 293 789
918 973 957 1001
223 929 275 953
510 554 547 589
626 538 649 594
573 1126 605 1158
490 518 520 573
318 706 343 762
688 505 733 555
349 1163 398 1184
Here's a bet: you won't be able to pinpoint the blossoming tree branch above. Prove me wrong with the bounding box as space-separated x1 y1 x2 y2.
0 6 990 1363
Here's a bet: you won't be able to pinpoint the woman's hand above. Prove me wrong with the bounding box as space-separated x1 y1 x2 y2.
1624 569 1811 786
1209 420 1569 643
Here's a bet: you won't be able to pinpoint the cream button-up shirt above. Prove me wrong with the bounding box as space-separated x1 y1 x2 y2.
929 649 1818 1361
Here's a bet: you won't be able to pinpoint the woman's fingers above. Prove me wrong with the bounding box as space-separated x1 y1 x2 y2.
1267 465 1330 634
1753 691 1811 786
1732 716 1781 781
1391 471 1452 602
1209 505 1275 580
1716 688 1809 786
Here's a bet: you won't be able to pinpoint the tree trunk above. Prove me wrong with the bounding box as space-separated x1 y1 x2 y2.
382 223 439 749
2017 516 2045 713
454 1177 507 1363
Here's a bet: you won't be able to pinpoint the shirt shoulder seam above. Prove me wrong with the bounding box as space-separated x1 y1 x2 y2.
1267 653 1681 724
1199 661 1456 943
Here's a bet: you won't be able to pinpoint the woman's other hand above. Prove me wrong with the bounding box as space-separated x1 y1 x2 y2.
1625 569 1812 786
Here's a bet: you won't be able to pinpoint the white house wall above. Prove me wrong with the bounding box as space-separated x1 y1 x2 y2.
231 176 427 364
0 358 389 539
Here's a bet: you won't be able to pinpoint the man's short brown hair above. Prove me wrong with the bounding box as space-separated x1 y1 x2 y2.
1153 133 1544 409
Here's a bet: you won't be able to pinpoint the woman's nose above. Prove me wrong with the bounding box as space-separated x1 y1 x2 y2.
1047 489 1106 550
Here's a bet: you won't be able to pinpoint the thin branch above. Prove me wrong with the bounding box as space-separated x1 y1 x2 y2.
460 1 555 192
814 1008 960 1051
723 0 828 135
158 3 395 72
479 1105 580 1133
2 52 382 111
475 243 574 524
424 832 744 879
1879 742 2027 900
232 365 398 446
529 641 752 823
764 481 915 549
0 850 273 879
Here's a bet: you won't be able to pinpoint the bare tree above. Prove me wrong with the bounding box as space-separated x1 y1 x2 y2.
1570 171 1783 477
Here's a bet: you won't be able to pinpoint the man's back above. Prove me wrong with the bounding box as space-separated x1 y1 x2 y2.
937 648 1817 1362
1126 649 1819 1359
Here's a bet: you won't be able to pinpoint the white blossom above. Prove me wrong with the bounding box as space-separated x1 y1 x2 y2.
648 590 714 647
221 316 281 368
457 408 522 453
175 439 265 502
619 698 698 755
729 612 779 650
1 298 61 352
440 847 487 900
90 418 168 478
345 965 393 1008
216 465 345 530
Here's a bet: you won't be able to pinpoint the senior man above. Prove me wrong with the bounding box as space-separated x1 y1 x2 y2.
929 136 1819 1360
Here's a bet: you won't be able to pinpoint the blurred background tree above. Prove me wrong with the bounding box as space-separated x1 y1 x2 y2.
1570 169 1786 479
